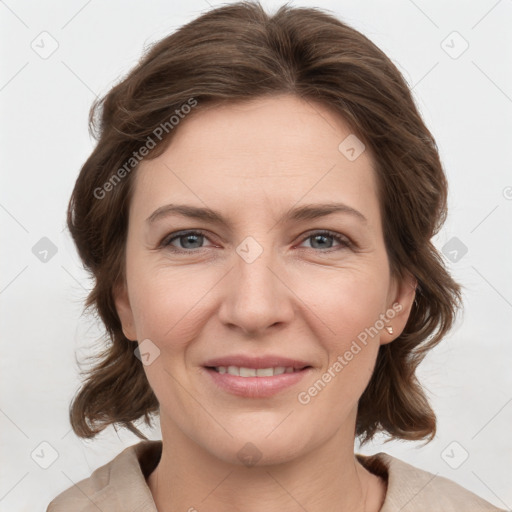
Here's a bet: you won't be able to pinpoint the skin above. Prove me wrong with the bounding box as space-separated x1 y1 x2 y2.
114 94 416 512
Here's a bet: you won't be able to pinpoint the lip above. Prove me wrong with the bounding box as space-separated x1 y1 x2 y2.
202 354 312 370
202 366 312 398
201 354 313 399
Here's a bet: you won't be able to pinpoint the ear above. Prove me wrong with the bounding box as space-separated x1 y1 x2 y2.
380 271 417 346
113 279 137 341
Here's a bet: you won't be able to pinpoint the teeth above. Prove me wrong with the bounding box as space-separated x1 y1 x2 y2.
215 366 298 377
240 367 256 377
256 368 274 377
227 365 239 376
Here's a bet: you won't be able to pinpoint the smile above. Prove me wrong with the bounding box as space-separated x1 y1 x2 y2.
203 365 312 398
212 366 305 377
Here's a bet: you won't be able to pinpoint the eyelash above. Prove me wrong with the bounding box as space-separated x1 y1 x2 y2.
159 229 354 254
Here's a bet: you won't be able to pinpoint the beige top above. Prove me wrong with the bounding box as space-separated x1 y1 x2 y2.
47 440 506 511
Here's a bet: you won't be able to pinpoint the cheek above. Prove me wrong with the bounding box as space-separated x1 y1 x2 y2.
293 266 388 397
128 251 391 346
297 264 390 343
127 263 214 349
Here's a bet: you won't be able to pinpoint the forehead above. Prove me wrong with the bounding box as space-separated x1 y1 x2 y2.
132 94 381 228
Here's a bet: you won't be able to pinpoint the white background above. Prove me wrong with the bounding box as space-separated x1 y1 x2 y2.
1 0 511 510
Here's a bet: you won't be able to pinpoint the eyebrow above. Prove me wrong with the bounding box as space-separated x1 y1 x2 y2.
146 202 367 226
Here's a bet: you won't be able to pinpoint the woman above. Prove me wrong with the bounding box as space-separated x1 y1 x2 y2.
47 2 505 510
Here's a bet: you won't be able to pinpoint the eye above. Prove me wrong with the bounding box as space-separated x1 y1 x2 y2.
160 230 214 252
159 229 353 254
298 230 353 251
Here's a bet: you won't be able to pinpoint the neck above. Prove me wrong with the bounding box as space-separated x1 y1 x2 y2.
147 415 386 512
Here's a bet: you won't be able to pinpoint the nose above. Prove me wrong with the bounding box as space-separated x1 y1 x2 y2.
217 241 295 336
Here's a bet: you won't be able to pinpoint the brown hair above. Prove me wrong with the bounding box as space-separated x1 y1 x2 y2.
68 0 462 444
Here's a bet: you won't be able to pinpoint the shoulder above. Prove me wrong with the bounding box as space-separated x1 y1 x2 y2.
46 440 161 512
356 451 507 512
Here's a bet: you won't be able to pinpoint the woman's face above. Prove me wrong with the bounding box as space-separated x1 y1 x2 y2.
115 94 415 465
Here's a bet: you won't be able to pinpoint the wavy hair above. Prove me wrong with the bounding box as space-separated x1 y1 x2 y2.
67 1 462 444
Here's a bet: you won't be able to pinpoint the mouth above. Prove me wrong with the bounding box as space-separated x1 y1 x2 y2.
201 355 313 397
205 365 312 377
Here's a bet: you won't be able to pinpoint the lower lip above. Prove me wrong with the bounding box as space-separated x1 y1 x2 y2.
203 367 312 398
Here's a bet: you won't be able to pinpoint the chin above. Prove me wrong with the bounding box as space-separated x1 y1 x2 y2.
214 439 306 468
196 423 314 468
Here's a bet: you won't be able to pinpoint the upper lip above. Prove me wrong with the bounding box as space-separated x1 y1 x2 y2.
203 355 312 370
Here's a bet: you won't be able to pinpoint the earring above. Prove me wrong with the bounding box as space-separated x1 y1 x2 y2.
385 326 394 334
